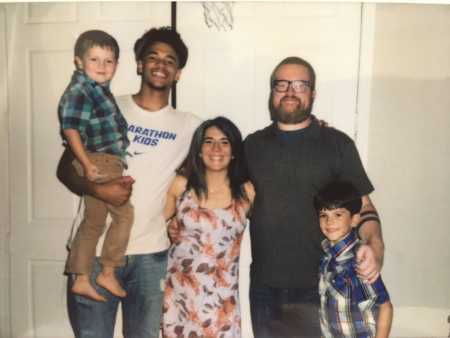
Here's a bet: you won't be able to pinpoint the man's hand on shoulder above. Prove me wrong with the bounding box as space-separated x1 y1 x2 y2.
356 195 384 284
318 118 330 128
356 244 381 284
92 175 134 207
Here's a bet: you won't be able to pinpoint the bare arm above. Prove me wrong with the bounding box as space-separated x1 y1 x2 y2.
164 176 187 243
63 129 102 181
356 195 385 283
359 195 384 265
63 129 92 170
375 301 393 338
243 181 256 215
56 147 133 206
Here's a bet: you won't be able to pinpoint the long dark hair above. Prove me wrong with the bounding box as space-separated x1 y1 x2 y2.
178 116 248 201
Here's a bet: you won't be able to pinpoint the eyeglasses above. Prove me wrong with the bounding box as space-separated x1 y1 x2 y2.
271 80 311 93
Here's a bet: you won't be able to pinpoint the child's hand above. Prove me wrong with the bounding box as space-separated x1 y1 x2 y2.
84 163 104 182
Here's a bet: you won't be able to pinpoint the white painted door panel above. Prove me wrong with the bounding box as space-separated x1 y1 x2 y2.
6 2 361 337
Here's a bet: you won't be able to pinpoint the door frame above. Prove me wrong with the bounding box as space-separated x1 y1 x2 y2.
356 3 376 166
0 4 11 338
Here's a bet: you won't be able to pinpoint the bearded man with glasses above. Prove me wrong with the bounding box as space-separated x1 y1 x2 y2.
244 57 385 337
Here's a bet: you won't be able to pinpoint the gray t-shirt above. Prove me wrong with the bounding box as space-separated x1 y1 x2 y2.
244 118 373 288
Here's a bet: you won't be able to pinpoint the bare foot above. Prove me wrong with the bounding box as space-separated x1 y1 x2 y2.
72 275 106 302
96 269 127 298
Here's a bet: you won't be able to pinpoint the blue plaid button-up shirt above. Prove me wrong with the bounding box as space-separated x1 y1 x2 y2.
319 230 390 338
58 70 129 160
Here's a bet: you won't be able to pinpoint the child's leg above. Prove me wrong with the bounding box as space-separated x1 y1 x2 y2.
66 194 109 301
67 258 120 338
71 273 107 302
97 201 133 298
90 153 133 298
375 301 393 338
96 266 127 298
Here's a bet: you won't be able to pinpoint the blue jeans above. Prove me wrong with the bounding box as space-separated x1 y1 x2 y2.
250 284 321 338
67 251 168 338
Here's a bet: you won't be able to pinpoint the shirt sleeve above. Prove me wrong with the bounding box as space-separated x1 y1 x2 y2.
336 134 374 196
370 275 390 305
243 135 256 180
59 85 92 135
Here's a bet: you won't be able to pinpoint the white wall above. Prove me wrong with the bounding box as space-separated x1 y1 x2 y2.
368 3 450 335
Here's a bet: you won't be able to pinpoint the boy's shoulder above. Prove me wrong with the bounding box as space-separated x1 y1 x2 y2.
61 76 92 98
58 79 93 111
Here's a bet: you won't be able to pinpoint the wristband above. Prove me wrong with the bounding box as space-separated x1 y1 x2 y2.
356 213 381 238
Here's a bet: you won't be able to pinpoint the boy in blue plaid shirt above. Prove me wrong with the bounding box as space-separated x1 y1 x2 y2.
58 30 133 302
314 181 393 338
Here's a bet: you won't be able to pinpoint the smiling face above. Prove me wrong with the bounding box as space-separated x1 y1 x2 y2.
318 208 359 245
75 46 118 85
137 42 181 92
270 63 315 124
200 126 233 173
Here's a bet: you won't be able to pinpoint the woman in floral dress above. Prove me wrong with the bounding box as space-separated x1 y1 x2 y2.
162 116 255 338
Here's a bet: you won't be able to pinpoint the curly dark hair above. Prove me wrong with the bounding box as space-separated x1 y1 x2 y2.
133 26 188 69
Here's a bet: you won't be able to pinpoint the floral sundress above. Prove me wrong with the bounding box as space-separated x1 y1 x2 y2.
162 191 247 338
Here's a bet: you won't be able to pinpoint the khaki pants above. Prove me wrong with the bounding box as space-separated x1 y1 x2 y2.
66 152 134 274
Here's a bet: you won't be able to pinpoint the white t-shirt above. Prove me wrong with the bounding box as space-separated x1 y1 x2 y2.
91 95 202 255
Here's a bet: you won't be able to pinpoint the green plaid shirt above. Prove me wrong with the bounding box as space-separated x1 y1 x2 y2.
58 70 129 160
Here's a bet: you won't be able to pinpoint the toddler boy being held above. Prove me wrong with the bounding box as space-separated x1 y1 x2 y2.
58 30 133 302
314 181 393 338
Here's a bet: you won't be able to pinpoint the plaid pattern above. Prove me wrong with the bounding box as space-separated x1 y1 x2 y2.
58 70 129 159
319 230 390 338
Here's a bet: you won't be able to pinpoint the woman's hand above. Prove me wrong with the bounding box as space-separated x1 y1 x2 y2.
167 218 181 244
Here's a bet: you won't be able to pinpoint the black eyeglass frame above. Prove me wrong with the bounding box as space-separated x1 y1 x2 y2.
271 79 312 93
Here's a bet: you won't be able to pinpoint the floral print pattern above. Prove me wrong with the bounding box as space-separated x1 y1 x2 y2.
162 191 247 338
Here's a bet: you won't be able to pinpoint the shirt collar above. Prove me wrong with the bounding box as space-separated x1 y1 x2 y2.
322 229 358 259
72 70 110 90
268 115 321 139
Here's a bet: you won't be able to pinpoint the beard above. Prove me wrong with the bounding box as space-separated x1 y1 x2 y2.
269 95 313 124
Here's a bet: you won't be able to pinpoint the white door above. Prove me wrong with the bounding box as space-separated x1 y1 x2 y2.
6 2 363 337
